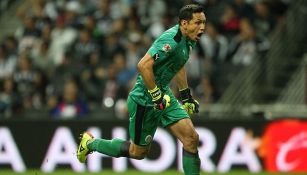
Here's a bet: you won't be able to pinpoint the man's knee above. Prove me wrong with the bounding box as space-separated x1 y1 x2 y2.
189 131 199 146
183 131 199 151
129 144 149 160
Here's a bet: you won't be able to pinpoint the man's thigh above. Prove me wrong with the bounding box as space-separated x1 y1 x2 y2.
127 96 161 146
160 94 190 127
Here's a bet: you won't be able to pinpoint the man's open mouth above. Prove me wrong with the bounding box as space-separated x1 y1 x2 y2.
196 33 203 40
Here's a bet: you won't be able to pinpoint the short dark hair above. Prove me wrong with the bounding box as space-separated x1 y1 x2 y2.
178 4 204 24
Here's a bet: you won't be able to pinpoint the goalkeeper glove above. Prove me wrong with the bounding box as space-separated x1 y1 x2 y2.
179 88 199 114
148 86 170 110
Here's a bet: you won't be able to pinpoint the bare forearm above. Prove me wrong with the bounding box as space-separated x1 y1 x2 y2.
139 66 156 90
137 53 156 90
174 67 188 90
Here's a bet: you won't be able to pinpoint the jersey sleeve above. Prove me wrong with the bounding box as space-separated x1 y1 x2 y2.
147 34 177 61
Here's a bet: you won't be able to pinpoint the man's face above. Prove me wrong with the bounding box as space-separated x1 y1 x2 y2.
182 12 206 41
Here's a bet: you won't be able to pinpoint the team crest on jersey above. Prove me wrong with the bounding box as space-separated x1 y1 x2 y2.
162 44 171 52
145 135 152 144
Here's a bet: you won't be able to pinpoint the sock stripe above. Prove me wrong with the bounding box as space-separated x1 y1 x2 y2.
120 141 131 157
183 149 198 157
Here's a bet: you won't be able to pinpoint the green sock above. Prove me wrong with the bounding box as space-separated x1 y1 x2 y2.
183 149 200 175
87 138 130 158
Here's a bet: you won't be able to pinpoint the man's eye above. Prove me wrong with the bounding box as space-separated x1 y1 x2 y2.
196 20 205 25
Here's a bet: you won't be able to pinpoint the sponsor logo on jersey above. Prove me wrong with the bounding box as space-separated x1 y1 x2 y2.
154 53 159 60
162 44 171 52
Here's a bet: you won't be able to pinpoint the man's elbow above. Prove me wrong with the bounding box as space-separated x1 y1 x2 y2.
137 54 154 72
137 59 150 72
137 61 144 72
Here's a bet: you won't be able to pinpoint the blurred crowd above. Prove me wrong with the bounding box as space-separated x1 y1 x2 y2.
0 0 289 119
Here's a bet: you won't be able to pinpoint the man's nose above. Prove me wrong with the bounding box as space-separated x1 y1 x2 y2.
200 24 205 31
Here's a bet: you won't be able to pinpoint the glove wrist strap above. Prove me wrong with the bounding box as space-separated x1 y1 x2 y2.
179 88 192 101
148 86 161 101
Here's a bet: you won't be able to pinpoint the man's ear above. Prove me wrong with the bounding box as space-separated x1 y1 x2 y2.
181 20 187 26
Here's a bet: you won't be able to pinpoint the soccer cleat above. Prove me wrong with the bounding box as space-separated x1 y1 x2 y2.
77 132 94 163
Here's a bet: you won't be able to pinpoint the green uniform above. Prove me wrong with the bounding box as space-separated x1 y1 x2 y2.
127 24 196 146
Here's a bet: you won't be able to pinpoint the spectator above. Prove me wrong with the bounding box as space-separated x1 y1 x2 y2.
266 0 289 20
0 77 22 118
228 18 262 66
82 15 100 41
102 64 118 109
3 36 18 58
31 70 48 109
220 4 240 39
124 40 143 71
199 22 228 75
40 24 52 42
77 0 96 16
203 0 227 25
43 0 58 20
146 13 173 39
49 52 80 94
109 0 131 20
0 45 17 80
31 0 52 32
93 0 113 37
101 32 125 64
232 0 254 19
80 52 107 104
70 28 97 63
49 15 77 65
185 50 203 89
49 79 88 119
30 40 54 74
64 0 83 29
17 16 41 38
13 54 42 109
16 16 40 53
136 0 167 27
113 53 137 99
252 0 276 38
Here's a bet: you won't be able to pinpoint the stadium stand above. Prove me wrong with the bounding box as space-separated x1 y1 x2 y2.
2 0 306 120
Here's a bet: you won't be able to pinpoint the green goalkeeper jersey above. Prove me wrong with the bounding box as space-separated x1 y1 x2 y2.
129 24 196 106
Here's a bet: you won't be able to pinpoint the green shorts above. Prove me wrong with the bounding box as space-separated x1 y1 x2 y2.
127 93 189 146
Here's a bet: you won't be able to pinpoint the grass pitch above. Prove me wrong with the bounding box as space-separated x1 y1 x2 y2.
0 169 306 175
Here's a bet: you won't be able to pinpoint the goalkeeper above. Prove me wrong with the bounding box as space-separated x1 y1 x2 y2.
78 4 206 175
